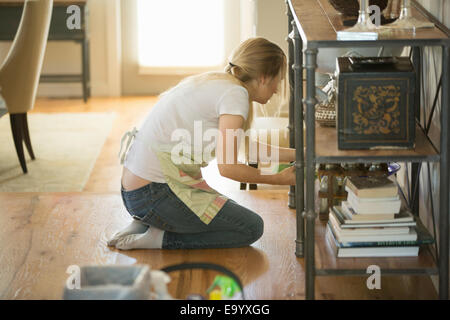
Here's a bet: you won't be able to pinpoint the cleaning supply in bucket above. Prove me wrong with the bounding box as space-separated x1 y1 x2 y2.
206 275 241 300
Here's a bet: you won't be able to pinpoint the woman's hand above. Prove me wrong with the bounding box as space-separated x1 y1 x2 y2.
216 114 298 185
276 165 296 185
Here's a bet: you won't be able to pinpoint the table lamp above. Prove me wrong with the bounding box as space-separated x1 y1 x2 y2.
383 0 434 30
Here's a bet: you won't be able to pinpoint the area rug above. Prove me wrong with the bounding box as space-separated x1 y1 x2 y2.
0 112 116 192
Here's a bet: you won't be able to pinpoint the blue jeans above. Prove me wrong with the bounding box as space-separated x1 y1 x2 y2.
120 182 264 249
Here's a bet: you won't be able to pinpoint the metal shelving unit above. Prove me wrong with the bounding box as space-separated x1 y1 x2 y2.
286 0 450 300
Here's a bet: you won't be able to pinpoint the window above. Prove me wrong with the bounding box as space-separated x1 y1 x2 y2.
137 0 225 74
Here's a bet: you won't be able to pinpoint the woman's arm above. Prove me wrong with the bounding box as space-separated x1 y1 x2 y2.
216 114 296 185
251 141 295 164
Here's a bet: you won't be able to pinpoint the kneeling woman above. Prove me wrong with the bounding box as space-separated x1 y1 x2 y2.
108 38 296 250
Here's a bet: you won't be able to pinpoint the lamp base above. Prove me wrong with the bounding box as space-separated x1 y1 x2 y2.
383 16 434 30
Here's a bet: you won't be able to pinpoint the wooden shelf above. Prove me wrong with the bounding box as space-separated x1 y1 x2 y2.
288 0 449 45
314 123 439 163
314 220 438 276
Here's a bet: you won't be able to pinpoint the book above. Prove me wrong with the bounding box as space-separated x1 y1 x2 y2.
328 219 418 243
341 201 395 221
329 211 410 236
326 220 434 247
345 176 398 198
332 206 416 228
326 225 419 257
346 189 401 215
345 186 400 202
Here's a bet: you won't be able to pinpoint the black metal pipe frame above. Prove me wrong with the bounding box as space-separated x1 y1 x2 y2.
286 1 296 210
316 154 439 163
439 45 449 300
426 162 439 262
315 268 439 276
293 22 305 258
411 47 422 217
304 47 318 300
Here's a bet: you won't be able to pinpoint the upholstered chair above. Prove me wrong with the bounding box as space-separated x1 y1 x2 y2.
0 0 53 173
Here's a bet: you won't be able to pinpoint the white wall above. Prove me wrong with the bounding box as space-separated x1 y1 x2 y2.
255 0 288 54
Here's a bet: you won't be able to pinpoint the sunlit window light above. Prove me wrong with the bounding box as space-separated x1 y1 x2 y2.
137 0 225 69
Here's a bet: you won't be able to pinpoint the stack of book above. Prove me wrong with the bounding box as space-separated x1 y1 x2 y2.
326 175 434 258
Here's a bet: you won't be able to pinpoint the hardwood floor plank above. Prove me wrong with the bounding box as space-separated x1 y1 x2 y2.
0 190 438 300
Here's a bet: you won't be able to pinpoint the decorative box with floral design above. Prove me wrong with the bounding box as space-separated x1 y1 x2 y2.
336 56 415 150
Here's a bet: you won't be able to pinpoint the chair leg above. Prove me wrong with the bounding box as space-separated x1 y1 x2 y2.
249 163 258 190
21 113 35 160
10 114 27 174
249 183 258 190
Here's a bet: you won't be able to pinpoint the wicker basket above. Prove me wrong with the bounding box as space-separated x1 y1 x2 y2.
315 102 336 127
329 0 388 16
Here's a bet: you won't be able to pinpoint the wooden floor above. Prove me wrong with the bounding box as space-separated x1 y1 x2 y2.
0 97 438 300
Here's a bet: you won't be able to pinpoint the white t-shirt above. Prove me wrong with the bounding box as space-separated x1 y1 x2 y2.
124 78 249 183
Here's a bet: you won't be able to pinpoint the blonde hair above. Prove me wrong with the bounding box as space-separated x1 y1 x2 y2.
162 37 287 130
225 37 287 130
224 37 286 84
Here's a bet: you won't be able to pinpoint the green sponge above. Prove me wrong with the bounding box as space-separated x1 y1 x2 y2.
273 161 295 173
